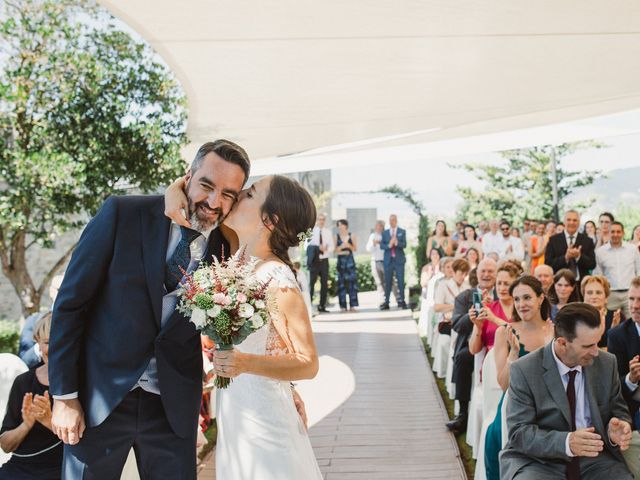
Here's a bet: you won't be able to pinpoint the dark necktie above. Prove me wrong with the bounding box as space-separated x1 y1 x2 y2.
164 226 201 292
568 235 578 276
566 369 580 480
319 230 323 249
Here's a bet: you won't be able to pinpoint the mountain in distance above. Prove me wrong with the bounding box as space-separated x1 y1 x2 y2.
567 166 640 212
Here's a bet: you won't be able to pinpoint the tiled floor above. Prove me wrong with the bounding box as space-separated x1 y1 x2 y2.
198 291 465 479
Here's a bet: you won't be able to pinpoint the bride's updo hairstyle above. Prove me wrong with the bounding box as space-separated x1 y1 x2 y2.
261 175 316 272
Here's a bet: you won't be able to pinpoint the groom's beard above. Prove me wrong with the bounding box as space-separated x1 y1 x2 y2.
188 198 222 233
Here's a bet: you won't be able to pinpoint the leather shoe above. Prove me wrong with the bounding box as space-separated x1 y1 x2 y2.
317 306 328 313
445 414 467 435
379 303 390 310
397 302 408 309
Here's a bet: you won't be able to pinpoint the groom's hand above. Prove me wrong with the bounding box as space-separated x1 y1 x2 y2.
292 389 308 431
52 398 86 445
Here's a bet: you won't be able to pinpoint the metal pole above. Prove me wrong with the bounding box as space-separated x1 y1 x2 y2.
550 147 559 222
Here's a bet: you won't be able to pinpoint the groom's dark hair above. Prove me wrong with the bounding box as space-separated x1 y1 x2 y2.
191 140 251 184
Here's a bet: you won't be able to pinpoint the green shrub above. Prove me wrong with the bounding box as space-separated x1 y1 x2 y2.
327 255 377 297
0 321 20 355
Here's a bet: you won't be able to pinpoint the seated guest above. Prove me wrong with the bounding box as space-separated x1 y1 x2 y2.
533 264 554 295
581 275 624 348
484 276 554 480
547 268 580 321
464 247 480 270
607 277 640 477
468 262 520 355
434 258 469 334
0 313 62 479
500 303 633 480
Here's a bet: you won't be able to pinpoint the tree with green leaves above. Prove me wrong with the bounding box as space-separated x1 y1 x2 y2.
379 185 429 279
0 0 187 316
451 142 603 224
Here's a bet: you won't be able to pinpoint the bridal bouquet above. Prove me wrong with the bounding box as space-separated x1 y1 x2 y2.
177 248 272 388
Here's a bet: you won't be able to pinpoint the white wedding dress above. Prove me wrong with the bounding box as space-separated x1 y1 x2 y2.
215 262 323 480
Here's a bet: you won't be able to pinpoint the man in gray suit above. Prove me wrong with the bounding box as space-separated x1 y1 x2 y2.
500 303 634 479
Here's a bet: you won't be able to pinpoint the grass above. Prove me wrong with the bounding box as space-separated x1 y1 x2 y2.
198 419 217 462
415 313 476 479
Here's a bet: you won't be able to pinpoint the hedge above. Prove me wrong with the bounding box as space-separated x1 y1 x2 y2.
322 255 377 297
0 321 20 355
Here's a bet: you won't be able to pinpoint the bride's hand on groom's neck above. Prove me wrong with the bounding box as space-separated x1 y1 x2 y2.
164 176 191 228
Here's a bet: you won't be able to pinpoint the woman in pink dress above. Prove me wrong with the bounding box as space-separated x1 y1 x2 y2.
469 262 522 354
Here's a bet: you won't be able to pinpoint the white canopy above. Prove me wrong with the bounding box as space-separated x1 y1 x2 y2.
99 1 640 172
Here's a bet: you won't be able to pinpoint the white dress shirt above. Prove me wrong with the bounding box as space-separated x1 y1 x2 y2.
499 235 525 261
551 341 592 457
366 232 384 261
594 242 640 291
482 231 504 255
53 222 211 400
309 226 334 260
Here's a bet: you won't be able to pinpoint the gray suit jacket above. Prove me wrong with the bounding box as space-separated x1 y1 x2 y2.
500 342 631 480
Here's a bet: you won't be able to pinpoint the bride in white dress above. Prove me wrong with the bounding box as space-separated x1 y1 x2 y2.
168 174 323 479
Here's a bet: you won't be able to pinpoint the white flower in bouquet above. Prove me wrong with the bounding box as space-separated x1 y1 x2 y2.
191 307 207 329
250 313 264 328
238 303 255 318
254 299 266 310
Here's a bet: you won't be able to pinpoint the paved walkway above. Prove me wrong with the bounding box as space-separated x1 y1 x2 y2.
198 291 465 479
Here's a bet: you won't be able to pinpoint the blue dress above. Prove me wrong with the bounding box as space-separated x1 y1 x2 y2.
336 233 359 309
484 342 529 480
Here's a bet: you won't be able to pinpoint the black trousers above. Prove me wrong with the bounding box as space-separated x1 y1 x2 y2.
62 388 196 480
452 346 474 403
309 258 329 308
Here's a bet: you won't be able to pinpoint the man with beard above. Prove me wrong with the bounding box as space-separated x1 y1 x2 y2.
49 141 251 479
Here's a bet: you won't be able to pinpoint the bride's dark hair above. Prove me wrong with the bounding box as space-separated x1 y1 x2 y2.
261 175 316 272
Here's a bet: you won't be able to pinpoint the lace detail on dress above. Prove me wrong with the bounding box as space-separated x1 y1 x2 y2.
258 262 300 356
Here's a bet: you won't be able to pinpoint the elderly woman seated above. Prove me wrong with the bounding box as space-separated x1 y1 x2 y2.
581 274 624 348
0 313 62 479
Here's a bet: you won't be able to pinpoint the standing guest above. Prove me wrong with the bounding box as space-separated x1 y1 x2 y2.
594 221 640 319
533 264 554 294
500 303 634 480
511 227 521 238
465 247 480 271
596 212 615 248
546 220 557 237
478 220 490 239
367 220 398 305
455 224 483 258
482 219 503 257
585 220 598 246
607 277 640 477
380 214 407 310
427 220 453 258
529 222 547 274
522 220 535 273
307 213 334 313
484 276 554 480
0 313 62 479
498 220 524 262
447 258 498 434
547 269 581 320
544 209 596 280
556 222 565 234
468 263 520 356
581 275 623 348
451 221 466 244
630 225 640 252
335 219 358 312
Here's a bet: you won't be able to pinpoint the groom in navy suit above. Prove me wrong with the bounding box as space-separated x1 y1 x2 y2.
380 214 407 309
49 140 250 479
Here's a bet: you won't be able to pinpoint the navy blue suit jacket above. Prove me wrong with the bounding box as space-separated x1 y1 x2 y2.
380 227 407 265
49 195 229 439
607 318 640 429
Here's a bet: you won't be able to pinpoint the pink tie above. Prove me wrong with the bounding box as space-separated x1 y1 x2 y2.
391 229 396 257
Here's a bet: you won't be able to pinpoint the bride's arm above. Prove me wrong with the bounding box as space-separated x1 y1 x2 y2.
164 176 191 227
214 288 320 381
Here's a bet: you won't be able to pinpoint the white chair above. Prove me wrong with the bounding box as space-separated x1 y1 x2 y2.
0 353 28 467
433 330 451 379
417 296 430 337
425 274 443 348
466 347 486 458
445 330 458 399
474 349 504 480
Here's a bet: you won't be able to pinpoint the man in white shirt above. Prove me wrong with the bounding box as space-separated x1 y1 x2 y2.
481 219 503 256
498 220 524 262
594 222 640 318
307 213 334 313
501 303 633 480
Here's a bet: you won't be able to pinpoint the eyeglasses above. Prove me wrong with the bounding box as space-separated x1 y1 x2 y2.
501 227 510 231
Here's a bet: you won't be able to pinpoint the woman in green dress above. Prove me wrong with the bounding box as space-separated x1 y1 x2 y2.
484 276 554 480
